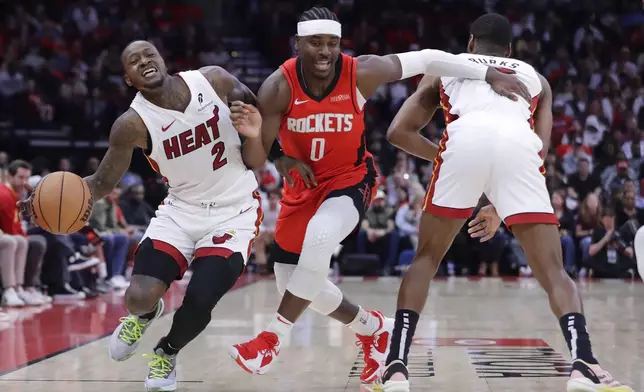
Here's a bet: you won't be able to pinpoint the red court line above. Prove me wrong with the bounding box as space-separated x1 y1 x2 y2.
0 274 265 376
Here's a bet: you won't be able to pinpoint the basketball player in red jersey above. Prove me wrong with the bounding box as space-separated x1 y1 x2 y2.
227 7 531 381
380 14 633 392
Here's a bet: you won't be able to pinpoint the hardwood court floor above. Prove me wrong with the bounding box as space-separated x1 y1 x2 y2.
0 275 641 391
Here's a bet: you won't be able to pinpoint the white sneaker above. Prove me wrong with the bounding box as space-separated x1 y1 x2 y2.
2 288 26 307
110 275 130 289
53 283 86 301
17 287 45 306
567 360 634 391
108 299 165 361
519 266 533 277
144 348 177 391
37 291 53 304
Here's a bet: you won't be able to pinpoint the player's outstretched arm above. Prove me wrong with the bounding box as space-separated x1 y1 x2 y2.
84 109 145 201
386 75 441 162
239 69 291 169
200 66 257 105
534 73 553 160
356 51 530 101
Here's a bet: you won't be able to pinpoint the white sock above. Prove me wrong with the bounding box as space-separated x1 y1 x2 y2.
97 262 108 279
266 313 294 340
347 307 380 336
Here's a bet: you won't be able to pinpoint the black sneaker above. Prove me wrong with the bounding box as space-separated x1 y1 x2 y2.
68 252 100 272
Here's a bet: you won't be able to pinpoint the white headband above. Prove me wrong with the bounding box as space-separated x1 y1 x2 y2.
297 20 342 37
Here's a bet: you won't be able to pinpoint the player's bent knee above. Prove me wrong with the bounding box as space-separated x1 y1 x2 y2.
274 263 296 296
183 252 244 312
309 280 343 315
125 283 162 314
132 238 183 287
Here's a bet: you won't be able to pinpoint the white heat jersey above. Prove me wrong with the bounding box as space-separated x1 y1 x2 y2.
130 70 258 207
440 53 542 125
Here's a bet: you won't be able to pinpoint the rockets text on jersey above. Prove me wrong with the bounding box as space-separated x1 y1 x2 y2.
278 54 372 181
129 70 258 206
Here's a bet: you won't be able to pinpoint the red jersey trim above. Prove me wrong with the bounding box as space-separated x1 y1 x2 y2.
279 62 296 116
349 56 361 113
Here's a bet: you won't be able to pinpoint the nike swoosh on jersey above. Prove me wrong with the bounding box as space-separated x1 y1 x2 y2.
294 98 309 105
161 120 176 132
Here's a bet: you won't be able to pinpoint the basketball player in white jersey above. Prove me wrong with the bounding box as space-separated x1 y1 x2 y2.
76 40 261 391
380 14 633 392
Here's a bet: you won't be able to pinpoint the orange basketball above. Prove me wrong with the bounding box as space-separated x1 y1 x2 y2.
31 171 94 234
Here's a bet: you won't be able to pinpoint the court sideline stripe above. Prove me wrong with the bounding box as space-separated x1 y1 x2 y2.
0 275 269 377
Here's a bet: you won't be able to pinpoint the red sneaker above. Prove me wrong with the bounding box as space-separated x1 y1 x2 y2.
355 310 394 383
228 331 281 375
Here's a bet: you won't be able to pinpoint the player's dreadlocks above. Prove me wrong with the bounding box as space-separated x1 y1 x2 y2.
299 6 339 22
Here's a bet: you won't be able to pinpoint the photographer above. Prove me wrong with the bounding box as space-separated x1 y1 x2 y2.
587 208 637 278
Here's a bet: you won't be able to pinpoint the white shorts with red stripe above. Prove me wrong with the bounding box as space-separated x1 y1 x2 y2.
423 112 557 228
141 191 263 274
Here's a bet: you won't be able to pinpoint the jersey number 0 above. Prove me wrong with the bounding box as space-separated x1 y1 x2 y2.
310 138 325 161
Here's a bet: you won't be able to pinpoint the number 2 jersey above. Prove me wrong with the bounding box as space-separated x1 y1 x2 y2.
129 70 258 206
278 54 376 188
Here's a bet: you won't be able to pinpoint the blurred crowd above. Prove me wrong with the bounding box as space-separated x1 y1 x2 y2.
1 0 644 317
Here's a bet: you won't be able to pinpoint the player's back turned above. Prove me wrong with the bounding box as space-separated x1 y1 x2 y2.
440 53 541 124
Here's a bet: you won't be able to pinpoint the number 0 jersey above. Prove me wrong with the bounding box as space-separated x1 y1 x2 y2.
130 70 258 206
278 54 374 183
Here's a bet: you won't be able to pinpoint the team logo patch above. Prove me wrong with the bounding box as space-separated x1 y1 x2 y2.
198 93 203 104
212 229 237 245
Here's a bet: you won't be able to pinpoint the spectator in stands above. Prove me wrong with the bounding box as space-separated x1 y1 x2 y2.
119 184 154 230
602 152 638 196
394 192 422 250
0 160 50 305
0 152 8 183
588 207 636 278
359 190 399 275
567 157 601 202
89 187 129 289
615 189 644 228
552 190 577 274
0 230 28 306
255 190 281 274
576 193 603 272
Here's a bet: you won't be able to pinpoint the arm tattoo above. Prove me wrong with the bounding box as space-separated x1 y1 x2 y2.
84 115 138 201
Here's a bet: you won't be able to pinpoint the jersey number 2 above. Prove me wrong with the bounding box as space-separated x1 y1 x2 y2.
310 138 325 161
207 106 228 171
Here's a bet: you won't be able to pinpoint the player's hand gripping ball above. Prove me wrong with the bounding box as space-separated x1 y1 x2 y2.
22 171 94 234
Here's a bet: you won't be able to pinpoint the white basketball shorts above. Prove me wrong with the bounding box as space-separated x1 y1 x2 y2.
423 112 557 228
140 191 263 275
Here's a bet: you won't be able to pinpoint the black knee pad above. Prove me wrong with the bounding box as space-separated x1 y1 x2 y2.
182 252 244 311
132 238 182 287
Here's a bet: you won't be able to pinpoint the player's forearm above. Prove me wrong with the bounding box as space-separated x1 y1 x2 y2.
241 136 268 169
387 130 438 162
396 50 488 80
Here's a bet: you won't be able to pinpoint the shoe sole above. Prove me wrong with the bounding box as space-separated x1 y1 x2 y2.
108 299 165 362
145 381 177 391
383 380 410 392
228 346 255 375
567 379 634 392
68 259 100 272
